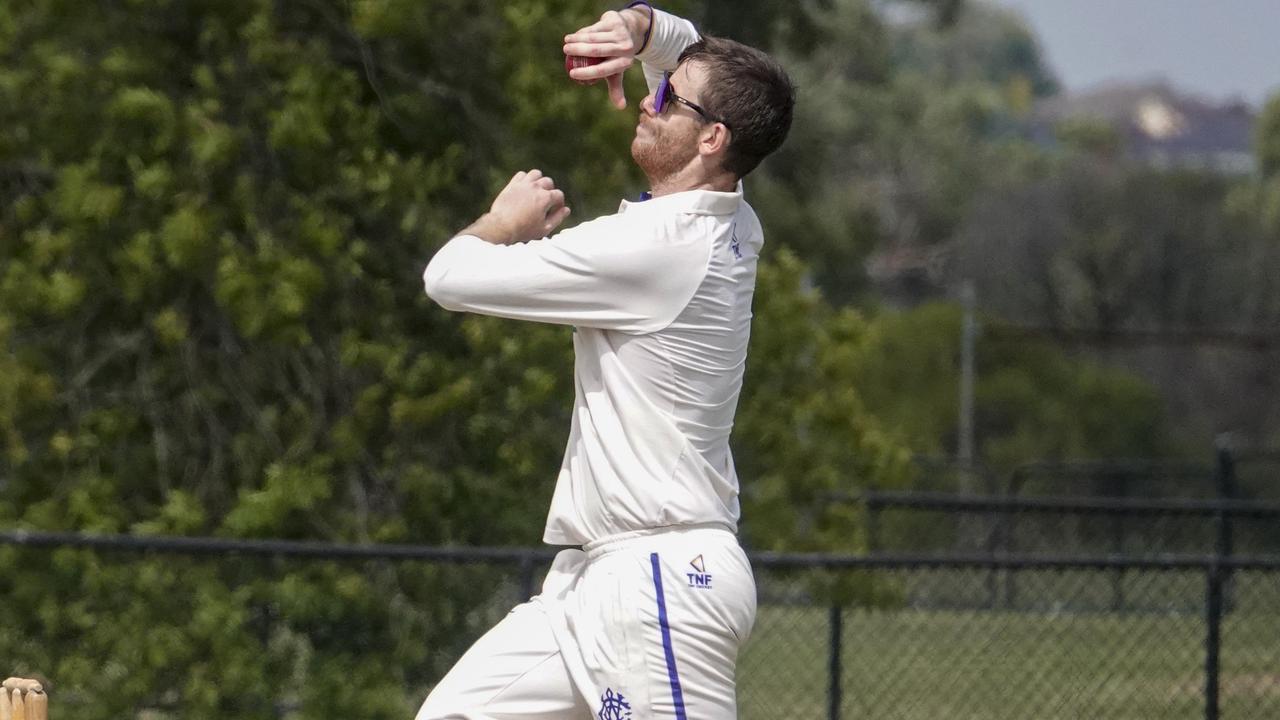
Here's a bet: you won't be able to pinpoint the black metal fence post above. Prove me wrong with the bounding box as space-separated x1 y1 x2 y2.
1214 438 1237 559
828 604 843 720
1004 510 1018 609
1214 438 1237 615
1204 438 1236 720
1203 559 1223 720
1003 470 1023 609
987 480 1010 609
1111 473 1128 611
984 506 1000 609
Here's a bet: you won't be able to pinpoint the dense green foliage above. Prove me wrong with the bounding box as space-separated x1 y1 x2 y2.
749 0 1057 303
3 0 1262 715
1258 95 1280 179
854 303 1166 469
955 100 1280 446
0 2 611 715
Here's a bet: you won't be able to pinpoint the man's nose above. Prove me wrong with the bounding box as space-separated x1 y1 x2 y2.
640 93 657 116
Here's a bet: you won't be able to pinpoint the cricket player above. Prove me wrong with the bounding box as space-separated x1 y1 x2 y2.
417 3 794 718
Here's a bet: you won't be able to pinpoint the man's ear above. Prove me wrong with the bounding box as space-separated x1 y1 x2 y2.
698 123 732 158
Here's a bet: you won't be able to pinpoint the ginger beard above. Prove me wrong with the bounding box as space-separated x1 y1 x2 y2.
631 114 700 186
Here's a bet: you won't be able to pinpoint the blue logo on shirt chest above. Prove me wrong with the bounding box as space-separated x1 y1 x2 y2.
729 225 743 260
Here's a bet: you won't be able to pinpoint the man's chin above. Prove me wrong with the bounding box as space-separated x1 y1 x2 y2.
630 136 647 167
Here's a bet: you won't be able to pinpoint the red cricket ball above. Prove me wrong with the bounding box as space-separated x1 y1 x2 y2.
564 54 604 85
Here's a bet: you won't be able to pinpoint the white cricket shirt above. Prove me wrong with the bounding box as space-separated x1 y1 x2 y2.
423 11 760 546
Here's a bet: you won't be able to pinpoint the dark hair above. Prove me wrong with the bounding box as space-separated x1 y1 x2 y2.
677 35 796 178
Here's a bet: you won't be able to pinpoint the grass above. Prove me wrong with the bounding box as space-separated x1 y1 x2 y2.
738 572 1280 719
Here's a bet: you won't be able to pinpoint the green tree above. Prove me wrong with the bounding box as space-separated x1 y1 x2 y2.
954 156 1280 446
958 164 1247 331
1257 93 1280 178
737 250 913 553
746 0 1055 303
852 303 1170 470
890 0 1059 102
1220 92 1280 444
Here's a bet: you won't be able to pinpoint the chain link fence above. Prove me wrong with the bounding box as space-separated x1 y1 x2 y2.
3 531 1279 719
748 556 1280 720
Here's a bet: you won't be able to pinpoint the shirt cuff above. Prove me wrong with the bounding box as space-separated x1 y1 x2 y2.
635 8 700 73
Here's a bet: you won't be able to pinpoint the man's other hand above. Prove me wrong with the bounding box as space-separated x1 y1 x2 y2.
478 169 571 245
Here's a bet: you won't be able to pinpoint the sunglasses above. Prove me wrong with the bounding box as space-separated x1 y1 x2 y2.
654 71 730 129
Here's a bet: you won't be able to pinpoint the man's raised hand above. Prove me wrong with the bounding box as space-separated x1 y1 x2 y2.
563 8 649 109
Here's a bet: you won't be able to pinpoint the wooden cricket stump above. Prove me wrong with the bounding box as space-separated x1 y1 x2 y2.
1 677 48 720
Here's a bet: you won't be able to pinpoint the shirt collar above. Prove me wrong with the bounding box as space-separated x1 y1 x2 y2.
618 182 743 216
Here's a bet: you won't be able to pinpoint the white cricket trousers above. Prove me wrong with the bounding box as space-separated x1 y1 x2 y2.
415 524 756 719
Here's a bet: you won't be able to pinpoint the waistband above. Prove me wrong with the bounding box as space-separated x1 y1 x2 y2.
582 522 737 560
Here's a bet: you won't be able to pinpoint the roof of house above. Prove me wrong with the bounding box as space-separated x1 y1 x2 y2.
1031 81 1256 171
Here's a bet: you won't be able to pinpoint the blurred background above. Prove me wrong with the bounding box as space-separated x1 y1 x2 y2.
1 0 1278 717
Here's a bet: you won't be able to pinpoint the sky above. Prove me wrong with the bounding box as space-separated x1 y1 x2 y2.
986 0 1280 107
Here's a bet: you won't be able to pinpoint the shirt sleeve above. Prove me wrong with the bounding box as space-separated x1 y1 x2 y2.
636 8 701 94
422 214 711 334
